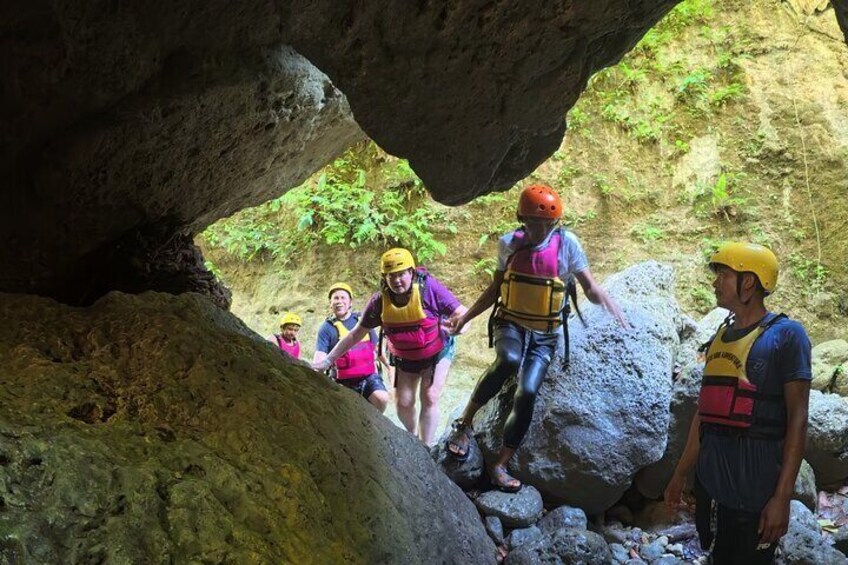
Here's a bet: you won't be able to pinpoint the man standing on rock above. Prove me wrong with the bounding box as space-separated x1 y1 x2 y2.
443 184 627 492
313 283 390 412
665 242 811 565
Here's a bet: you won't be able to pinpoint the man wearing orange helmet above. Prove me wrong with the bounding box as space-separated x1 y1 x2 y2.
313 283 390 412
445 184 626 492
312 248 468 445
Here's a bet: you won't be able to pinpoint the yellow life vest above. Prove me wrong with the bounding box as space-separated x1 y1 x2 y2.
381 282 426 325
497 229 566 332
333 320 371 344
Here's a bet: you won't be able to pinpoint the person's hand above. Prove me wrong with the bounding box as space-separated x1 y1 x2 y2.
444 311 468 335
605 299 630 328
663 471 687 513
311 358 332 373
758 494 790 544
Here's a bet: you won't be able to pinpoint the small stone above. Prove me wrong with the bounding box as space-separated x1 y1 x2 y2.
537 505 588 534
653 555 683 565
484 515 503 545
507 526 543 550
666 543 684 555
474 485 544 528
610 542 630 563
656 535 669 547
640 539 665 561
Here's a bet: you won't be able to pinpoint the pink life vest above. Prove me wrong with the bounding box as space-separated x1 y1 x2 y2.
275 335 300 359
497 228 567 333
381 270 444 361
332 317 377 380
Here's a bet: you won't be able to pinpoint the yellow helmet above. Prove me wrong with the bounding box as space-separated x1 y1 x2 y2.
380 248 415 274
710 242 778 294
280 312 302 327
328 282 354 299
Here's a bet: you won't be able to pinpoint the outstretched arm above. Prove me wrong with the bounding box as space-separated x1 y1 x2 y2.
311 323 370 372
446 270 504 335
574 269 628 326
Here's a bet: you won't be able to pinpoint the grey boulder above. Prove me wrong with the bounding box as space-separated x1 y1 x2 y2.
537 505 588 534
805 391 848 487
776 500 848 564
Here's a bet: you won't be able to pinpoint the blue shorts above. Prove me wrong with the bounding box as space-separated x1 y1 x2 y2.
337 373 387 399
390 336 456 373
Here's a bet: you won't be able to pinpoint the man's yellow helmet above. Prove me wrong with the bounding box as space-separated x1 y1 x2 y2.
280 312 302 327
380 248 415 274
710 242 778 294
328 282 354 299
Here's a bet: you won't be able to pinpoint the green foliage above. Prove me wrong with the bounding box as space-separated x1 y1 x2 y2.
689 172 748 221
788 253 828 291
200 196 294 261
690 285 715 312
631 221 665 244
473 257 499 280
289 149 454 264
201 143 454 265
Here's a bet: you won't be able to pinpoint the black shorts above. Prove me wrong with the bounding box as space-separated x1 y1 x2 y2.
337 373 387 399
390 336 456 373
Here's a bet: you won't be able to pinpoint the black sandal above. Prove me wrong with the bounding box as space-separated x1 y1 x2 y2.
445 419 473 461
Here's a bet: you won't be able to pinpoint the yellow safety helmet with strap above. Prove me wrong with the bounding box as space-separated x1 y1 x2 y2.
381 248 415 274
709 242 778 294
328 282 354 299
280 312 302 327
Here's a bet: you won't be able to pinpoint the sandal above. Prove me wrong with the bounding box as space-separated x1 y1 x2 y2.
489 465 522 493
445 419 473 461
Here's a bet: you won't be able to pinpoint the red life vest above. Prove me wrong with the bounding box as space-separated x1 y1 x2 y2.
331 315 377 380
381 269 444 361
275 335 300 359
697 314 786 438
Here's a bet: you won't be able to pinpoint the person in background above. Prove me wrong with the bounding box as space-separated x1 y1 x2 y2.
270 312 302 359
314 283 390 412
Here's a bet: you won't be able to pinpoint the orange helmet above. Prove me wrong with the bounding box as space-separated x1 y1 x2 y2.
518 184 563 220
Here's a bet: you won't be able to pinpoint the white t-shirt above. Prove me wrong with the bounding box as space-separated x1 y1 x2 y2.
496 227 589 279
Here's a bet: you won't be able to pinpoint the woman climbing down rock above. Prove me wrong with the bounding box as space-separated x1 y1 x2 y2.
444 184 627 492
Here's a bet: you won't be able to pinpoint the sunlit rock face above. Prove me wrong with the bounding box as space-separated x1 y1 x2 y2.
0 292 496 564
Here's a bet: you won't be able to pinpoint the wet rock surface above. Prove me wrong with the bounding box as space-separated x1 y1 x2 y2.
537 505 588 534
505 528 612 565
0 292 496 564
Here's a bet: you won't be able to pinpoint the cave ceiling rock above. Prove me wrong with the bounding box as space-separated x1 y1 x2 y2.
3 0 847 300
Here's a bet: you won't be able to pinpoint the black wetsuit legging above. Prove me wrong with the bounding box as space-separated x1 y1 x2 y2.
470 321 558 449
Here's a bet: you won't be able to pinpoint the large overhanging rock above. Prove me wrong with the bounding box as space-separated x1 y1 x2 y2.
4 2 847 301
475 262 689 514
2 36 362 303
0 292 496 563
